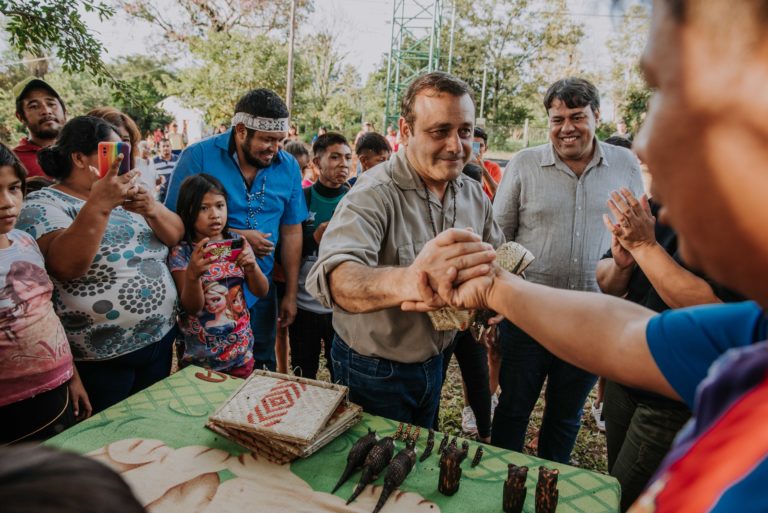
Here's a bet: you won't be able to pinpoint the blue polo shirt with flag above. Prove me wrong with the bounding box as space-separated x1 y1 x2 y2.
164 129 307 307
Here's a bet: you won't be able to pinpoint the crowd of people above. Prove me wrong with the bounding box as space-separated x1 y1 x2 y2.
2 1 768 511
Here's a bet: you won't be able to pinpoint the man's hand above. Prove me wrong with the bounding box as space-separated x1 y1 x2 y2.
607 233 635 270
406 228 497 300
435 265 509 311
238 230 275 257
605 188 656 253
313 221 329 245
278 294 297 328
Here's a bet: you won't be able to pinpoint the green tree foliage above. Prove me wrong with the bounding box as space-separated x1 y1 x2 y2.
446 0 585 127
0 0 115 82
608 3 651 132
167 31 310 126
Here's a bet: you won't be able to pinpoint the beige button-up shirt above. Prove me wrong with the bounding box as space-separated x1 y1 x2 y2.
307 150 505 363
493 140 644 292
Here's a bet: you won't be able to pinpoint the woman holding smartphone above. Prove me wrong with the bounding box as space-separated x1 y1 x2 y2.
18 116 183 413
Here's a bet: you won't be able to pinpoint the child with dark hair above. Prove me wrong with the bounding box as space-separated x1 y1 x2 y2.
0 143 91 443
290 133 352 379
169 174 269 377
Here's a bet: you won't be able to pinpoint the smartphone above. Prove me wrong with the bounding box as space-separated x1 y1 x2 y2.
97 141 131 178
471 141 482 158
204 238 245 262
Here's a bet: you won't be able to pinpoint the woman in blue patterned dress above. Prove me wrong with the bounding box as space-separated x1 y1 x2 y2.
18 116 183 413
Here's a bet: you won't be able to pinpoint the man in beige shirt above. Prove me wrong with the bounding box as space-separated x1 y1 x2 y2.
307 72 505 427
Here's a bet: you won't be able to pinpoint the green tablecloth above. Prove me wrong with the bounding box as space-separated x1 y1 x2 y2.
47 366 619 512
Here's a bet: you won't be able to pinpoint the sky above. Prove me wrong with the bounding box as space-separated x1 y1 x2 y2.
81 0 648 80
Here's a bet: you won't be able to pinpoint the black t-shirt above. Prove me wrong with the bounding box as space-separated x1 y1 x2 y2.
602 201 744 405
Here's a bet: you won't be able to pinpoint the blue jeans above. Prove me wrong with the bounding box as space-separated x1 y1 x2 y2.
76 327 175 414
492 320 597 463
249 282 277 372
331 335 443 428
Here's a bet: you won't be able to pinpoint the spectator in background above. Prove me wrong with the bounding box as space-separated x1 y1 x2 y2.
12 77 67 178
164 89 307 372
385 125 399 152
87 108 158 193
473 127 503 200
491 77 644 463
167 122 185 155
348 132 391 187
353 121 374 148
285 141 313 187
153 139 179 203
18 116 183 413
311 126 327 144
291 133 352 379
286 124 300 143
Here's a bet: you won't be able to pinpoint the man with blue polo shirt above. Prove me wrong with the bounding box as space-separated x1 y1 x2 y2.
165 89 307 371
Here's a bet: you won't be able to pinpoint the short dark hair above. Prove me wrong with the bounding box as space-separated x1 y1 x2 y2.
401 71 475 126
355 132 391 155
234 89 289 119
0 445 146 513
473 127 488 144
462 162 483 183
312 132 349 157
603 135 633 149
543 78 600 114
37 116 119 180
0 142 27 196
176 174 230 245
284 140 309 160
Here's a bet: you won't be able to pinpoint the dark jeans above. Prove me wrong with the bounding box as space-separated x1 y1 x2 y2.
331 335 443 428
434 330 492 438
604 380 691 512
288 308 335 380
492 320 597 463
76 328 175 414
0 382 75 444
249 282 277 372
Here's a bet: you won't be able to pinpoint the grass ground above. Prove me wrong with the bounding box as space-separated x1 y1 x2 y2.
437 356 608 474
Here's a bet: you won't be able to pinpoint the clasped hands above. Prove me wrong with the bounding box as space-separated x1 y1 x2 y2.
602 187 657 270
400 228 509 314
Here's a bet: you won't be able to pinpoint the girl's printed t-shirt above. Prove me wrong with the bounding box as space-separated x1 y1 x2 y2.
0 230 72 406
169 236 254 372
18 188 178 361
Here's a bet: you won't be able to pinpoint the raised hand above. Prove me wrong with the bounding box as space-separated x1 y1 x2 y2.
604 188 656 253
89 154 139 210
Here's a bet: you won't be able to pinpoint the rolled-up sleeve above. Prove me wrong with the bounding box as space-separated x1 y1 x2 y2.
306 185 390 308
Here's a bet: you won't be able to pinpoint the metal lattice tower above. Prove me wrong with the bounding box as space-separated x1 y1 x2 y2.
383 0 444 130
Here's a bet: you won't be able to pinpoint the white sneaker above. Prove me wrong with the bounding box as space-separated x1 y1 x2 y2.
591 401 606 432
490 393 499 420
461 406 478 435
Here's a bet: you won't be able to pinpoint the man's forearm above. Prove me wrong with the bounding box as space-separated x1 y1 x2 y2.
329 261 412 313
596 258 633 297
488 274 678 399
632 243 721 308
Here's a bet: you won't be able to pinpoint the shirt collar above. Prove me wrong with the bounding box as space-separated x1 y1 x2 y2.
541 138 607 170
389 148 465 191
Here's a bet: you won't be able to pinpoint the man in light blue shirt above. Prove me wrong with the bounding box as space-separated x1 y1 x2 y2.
165 89 307 371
